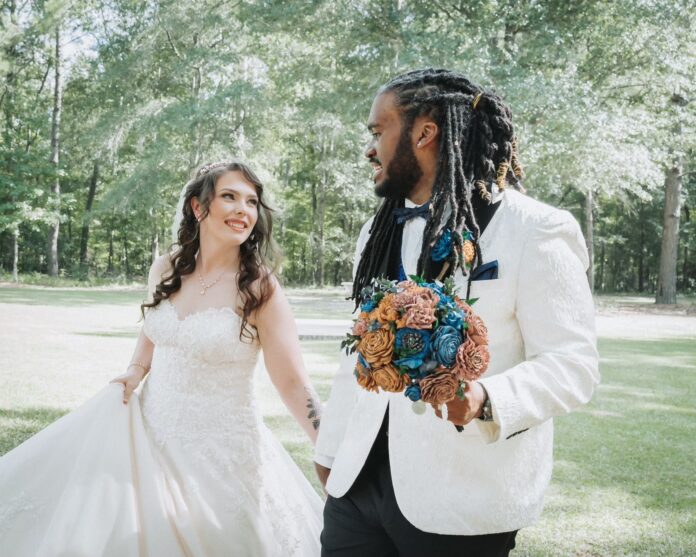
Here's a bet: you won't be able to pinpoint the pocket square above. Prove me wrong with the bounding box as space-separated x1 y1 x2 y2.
470 260 499 281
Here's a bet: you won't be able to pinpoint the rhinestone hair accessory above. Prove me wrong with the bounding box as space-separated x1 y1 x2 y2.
197 161 230 177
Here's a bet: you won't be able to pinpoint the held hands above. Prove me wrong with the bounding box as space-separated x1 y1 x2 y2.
432 381 486 427
110 363 148 404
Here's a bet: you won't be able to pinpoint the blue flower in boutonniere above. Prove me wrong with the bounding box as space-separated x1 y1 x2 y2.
393 328 431 369
431 229 453 262
361 299 377 312
431 325 463 368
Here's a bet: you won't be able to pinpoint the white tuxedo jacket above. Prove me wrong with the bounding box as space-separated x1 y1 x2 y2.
314 189 600 535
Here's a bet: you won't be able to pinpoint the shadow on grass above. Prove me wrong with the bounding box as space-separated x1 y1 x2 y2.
263 414 323 494
74 329 139 339
0 406 69 456
525 336 696 555
0 286 143 307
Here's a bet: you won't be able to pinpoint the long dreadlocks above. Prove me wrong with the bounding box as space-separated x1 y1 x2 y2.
352 68 525 304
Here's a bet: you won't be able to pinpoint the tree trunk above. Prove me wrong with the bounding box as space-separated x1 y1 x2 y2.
598 242 605 292
47 26 62 277
584 188 594 292
151 232 159 263
123 232 130 276
656 162 682 304
638 213 645 292
79 160 99 268
12 228 19 282
107 228 114 273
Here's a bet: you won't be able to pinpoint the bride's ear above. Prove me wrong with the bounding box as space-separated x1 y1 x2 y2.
190 197 202 221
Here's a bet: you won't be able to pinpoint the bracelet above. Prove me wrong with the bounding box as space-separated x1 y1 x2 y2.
128 361 150 373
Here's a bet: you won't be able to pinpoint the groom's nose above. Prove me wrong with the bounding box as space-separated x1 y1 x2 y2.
364 142 376 160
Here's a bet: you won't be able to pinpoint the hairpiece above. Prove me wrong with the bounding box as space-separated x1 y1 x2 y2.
197 161 229 177
472 92 483 110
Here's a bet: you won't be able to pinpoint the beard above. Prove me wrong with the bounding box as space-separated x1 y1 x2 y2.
375 126 423 199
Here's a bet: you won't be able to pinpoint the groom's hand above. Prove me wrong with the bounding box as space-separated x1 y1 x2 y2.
314 462 331 490
433 381 486 426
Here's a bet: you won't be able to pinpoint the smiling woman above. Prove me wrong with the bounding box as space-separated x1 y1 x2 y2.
0 160 326 556
144 160 280 340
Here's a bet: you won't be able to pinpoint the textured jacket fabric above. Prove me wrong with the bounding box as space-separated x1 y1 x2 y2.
314 190 600 535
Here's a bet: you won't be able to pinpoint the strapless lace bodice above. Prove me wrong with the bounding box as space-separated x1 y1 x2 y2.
140 299 263 470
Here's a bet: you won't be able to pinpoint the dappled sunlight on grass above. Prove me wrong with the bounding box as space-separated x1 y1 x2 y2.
518 336 696 556
2 287 694 554
0 407 69 455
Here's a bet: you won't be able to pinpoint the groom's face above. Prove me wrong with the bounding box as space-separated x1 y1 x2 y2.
365 92 422 199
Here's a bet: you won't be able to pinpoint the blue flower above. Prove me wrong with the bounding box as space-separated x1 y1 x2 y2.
361 299 377 312
431 229 452 262
394 328 431 369
404 384 421 401
431 325 462 368
358 353 370 370
442 307 465 330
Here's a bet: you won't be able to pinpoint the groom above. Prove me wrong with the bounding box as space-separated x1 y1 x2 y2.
314 68 600 556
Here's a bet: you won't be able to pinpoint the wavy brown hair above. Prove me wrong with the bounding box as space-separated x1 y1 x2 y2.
141 161 280 340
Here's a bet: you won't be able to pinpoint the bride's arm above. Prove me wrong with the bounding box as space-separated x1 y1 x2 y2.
110 330 154 404
110 254 169 404
255 278 322 444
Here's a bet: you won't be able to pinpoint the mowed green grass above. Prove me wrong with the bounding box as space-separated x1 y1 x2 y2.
1 285 695 555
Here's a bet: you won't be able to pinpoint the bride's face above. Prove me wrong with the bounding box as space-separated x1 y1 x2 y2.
193 170 259 246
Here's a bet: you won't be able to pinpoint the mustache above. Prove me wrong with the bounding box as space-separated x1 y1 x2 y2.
368 158 382 166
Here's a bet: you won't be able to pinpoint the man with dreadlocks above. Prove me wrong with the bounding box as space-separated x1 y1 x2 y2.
314 68 599 556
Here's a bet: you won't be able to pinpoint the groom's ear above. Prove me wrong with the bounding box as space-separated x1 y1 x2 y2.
414 119 439 150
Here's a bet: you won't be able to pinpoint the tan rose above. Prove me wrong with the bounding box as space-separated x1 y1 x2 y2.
462 240 476 265
396 305 437 329
372 364 409 393
455 299 472 314
395 286 439 312
419 372 459 405
355 361 379 393
358 328 395 368
374 293 400 324
455 338 490 381
466 314 488 345
352 319 368 336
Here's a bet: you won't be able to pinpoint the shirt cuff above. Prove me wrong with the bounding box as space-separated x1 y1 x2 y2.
313 453 335 468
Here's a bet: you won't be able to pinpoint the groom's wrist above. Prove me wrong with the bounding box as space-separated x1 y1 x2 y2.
477 384 494 422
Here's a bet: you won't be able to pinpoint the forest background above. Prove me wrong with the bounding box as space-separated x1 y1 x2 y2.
1 0 694 303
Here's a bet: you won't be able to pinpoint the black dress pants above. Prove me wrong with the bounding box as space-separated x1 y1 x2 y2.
321 414 517 557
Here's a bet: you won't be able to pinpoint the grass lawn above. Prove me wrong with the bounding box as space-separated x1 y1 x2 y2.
1 285 695 555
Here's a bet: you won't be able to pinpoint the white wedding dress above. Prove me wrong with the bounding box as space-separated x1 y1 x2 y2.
0 298 323 556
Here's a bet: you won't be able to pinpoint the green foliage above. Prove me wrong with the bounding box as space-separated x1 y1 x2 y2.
0 0 694 292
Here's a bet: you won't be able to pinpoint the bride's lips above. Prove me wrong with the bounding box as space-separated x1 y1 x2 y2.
224 218 247 232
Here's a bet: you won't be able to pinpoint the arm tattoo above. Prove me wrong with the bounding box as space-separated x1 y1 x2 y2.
304 387 322 431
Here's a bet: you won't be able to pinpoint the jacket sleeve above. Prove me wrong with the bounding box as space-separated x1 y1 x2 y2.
314 218 373 467
477 210 600 443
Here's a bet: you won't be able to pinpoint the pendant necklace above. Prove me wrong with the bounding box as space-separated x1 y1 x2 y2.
197 267 226 296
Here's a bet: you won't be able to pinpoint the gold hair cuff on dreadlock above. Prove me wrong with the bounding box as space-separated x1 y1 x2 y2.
472 92 483 110
511 138 525 179
474 180 492 203
496 161 510 191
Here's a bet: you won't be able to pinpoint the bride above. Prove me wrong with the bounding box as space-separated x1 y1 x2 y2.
0 160 324 556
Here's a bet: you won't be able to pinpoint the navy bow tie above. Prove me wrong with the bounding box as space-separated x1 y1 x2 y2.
393 202 430 224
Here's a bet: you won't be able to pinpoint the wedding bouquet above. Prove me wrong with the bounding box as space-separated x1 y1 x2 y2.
342 276 490 412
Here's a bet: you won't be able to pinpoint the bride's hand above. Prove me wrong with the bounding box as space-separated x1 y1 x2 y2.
110 367 147 405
